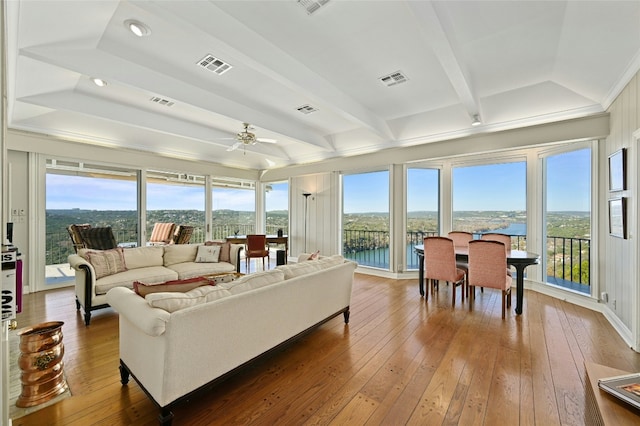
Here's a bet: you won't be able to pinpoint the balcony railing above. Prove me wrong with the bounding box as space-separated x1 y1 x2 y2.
46 227 589 293
343 229 590 292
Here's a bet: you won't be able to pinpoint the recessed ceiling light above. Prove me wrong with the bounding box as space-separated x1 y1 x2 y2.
124 19 151 37
91 78 107 87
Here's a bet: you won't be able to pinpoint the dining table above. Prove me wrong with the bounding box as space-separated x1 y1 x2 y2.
414 244 540 315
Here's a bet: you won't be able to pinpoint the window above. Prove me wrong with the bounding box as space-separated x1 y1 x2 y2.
211 179 256 239
406 168 439 270
265 181 288 236
45 160 137 288
342 170 390 269
452 161 527 249
147 171 205 244
543 147 591 294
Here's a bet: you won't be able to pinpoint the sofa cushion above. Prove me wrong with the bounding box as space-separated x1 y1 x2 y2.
133 276 212 297
195 245 220 263
84 248 127 279
166 261 235 280
276 261 323 280
124 246 165 269
205 241 231 263
95 266 178 295
145 286 232 313
163 244 199 266
220 270 284 294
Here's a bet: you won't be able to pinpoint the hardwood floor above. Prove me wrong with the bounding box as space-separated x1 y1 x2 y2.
10 273 640 425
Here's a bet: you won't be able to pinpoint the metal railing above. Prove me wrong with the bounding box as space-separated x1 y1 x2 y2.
46 227 590 290
342 229 590 289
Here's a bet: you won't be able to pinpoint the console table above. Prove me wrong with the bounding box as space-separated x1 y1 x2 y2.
584 361 640 425
225 235 288 259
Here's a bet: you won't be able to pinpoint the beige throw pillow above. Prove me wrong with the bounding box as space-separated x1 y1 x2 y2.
195 245 220 263
85 248 127 279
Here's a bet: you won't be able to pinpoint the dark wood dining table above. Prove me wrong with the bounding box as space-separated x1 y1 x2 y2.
414 244 540 315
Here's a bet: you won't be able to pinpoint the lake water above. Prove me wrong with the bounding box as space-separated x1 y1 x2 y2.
345 223 527 269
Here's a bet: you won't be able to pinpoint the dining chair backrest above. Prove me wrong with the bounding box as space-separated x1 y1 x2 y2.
481 233 512 253
423 236 459 282
468 240 510 290
447 231 474 248
246 234 268 253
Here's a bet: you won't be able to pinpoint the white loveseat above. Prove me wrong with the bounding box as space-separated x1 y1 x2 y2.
68 243 243 325
106 255 357 426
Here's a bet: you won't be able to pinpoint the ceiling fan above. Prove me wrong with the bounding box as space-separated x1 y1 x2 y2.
226 122 277 152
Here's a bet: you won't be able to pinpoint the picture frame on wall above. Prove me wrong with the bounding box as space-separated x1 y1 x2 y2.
608 197 627 239
608 148 626 192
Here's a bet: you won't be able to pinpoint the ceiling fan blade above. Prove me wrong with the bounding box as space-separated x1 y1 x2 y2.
227 142 242 152
257 138 277 143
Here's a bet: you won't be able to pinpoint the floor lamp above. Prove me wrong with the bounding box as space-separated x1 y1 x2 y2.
303 192 311 253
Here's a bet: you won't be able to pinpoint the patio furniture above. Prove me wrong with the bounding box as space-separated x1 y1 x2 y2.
173 225 194 244
149 222 176 245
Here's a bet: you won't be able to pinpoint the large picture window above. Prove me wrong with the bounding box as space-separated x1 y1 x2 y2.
543 147 591 294
406 168 439 270
342 170 390 269
452 161 527 249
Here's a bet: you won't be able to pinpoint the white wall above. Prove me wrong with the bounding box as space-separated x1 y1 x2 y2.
604 71 640 348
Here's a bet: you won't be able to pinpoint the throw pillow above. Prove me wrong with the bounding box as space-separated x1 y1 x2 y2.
133 276 211 297
308 250 320 260
195 245 220 263
204 241 231 263
85 248 127 279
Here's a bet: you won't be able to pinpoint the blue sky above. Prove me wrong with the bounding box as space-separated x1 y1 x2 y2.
46 175 289 211
47 149 590 212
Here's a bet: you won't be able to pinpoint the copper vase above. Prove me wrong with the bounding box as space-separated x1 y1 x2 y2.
16 321 68 408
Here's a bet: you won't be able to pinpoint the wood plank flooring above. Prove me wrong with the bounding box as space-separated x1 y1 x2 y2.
10 273 640 425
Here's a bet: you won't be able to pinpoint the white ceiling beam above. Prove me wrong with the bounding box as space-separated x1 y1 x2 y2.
137 1 396 141
20 42 333 152
16 89 293 160
407 1 481 120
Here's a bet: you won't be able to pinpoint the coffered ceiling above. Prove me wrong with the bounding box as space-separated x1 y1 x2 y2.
6 1 640 170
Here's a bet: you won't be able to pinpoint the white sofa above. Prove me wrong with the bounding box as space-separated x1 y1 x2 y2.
68 243 243 325
106 255 357 426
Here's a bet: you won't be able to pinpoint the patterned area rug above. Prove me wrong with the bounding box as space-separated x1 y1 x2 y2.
8 328 72 420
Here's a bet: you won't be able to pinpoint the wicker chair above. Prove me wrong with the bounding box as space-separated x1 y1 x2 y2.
173 225 194 244
67 223 92 252
78 226 118 250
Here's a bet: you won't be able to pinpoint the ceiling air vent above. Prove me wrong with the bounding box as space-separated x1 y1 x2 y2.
379 71 409 87
298 0 330 15
197 54 233 75
297 104 318 114
149 96 175 107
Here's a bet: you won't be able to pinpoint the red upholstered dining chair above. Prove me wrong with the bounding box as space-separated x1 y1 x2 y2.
245 234 269 273
423 236 466 306
481 232 513 278
480 233 512 252
448 231 474 297
468 240 513 318
149 222 176 245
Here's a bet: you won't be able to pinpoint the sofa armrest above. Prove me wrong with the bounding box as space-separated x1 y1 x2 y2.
107 287 170 336
68 254 96 313
229 243 243 272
